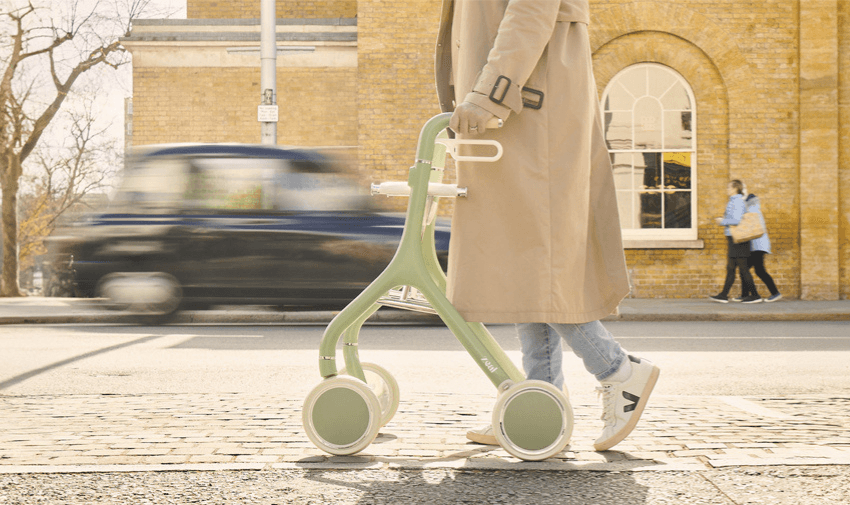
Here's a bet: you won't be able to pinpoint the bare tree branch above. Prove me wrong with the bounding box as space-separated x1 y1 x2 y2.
18 96 121 279
2 0 154 296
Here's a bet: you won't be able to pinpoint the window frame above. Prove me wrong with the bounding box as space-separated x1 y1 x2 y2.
602 63 698 242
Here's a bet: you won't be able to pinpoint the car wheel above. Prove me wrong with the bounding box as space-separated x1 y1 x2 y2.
97 272 183 316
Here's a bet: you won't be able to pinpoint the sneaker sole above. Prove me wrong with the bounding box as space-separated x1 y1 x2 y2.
709 298 728 303
593 365 661 452
466 431 498 445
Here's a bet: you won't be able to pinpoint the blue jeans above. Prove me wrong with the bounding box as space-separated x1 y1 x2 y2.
517 321 627 388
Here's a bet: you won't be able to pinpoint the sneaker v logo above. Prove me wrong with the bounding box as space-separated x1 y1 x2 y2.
622 391 640 412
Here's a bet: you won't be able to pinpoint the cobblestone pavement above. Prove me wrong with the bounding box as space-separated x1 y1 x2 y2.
2 467 849 504
1 393 848 474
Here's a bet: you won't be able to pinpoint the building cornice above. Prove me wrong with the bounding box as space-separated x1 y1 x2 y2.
121 18 357 68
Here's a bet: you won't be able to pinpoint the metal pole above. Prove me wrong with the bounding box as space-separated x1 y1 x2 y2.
260 0 277 144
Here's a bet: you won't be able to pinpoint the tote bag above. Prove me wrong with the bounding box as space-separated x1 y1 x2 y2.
730 212 765 244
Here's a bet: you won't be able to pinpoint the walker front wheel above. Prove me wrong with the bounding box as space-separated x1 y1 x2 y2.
492 380 573 461
302 376 382 456
339 362 400 427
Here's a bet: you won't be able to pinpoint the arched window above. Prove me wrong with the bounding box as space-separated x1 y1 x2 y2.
602 63 697 241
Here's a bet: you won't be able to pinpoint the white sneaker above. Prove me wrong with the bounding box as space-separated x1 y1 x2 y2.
466 425 497 445
594 355 660 451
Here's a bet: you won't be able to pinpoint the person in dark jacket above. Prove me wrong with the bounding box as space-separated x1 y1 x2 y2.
710 180 760 303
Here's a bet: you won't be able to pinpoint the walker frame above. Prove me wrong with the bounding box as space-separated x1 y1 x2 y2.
302 113 573 461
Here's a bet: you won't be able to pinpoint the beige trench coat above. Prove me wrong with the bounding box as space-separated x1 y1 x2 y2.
435 0 630 324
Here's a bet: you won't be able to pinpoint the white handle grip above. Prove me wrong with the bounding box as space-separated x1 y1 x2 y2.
438 118 504 162
436 139 503 162
371 182 467 198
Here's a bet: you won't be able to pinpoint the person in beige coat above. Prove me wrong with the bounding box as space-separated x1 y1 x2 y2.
435 0 660 451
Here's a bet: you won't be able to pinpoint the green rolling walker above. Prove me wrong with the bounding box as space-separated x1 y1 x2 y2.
302 113 574 461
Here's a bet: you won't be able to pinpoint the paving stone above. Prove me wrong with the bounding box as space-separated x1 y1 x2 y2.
685 443 728 450
80 456 145 465
233 455 280 463
187 455 236 464
672 449 719 458
214 448 260 456
124 448 172 456
143 455 191 464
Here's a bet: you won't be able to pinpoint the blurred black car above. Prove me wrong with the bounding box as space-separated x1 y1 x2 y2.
46 144 449 315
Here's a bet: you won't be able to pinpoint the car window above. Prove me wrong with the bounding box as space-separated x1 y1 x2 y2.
115 152 368 213
114 157 190 210
183 158 278 210
276 161 368 211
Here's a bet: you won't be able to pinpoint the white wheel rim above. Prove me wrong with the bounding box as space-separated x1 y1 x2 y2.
302 376 382 455
492 380 573 461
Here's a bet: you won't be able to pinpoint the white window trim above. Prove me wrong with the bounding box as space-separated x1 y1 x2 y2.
602 63 698 243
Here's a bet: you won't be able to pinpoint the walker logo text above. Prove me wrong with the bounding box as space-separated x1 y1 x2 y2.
480 358 498 373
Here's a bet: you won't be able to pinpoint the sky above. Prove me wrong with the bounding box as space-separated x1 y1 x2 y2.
15 0 189 157
100 0 187 145
15 0 189 196
2 0 186 196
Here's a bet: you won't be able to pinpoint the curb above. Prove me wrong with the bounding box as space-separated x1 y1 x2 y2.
2 298 849 325
604 311 850 322
0 308 443 326
0 458 714 475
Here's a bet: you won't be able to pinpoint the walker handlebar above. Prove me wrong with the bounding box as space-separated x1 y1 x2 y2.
371 181 468 198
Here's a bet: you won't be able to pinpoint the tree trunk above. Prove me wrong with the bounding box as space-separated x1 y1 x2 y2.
1 163 22 297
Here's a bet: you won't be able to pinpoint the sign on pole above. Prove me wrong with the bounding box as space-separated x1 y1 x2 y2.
258 105 279 123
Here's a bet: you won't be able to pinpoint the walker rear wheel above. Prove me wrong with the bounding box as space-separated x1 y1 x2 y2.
339 362 400 427
302 376 382 456
492 380 573 461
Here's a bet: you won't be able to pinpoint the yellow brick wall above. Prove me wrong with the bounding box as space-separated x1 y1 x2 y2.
187 0 357 19
131 0 849 299
840 1 850 299
353 0 811 298
132 67 357 147
592 30 731 298
588 0 801 298
356 0 446 212
798 1 840 300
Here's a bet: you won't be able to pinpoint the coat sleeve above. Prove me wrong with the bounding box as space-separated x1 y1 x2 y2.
464 0 561 119
720 198 745 226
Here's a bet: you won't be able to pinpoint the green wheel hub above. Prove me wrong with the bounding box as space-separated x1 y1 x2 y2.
303 376 382 455
311 387 371 447
501 390 564 451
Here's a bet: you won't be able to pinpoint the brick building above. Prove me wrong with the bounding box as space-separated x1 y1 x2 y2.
121 0 850 300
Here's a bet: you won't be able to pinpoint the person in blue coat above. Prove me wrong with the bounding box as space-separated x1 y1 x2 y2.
710 180 759 303
734 193 782 302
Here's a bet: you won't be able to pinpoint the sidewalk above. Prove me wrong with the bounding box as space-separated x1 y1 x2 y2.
2 391 849 474
1 296 849 325
1 297 849 504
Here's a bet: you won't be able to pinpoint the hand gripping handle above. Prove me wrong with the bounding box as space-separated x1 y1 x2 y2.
438 118 504 162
